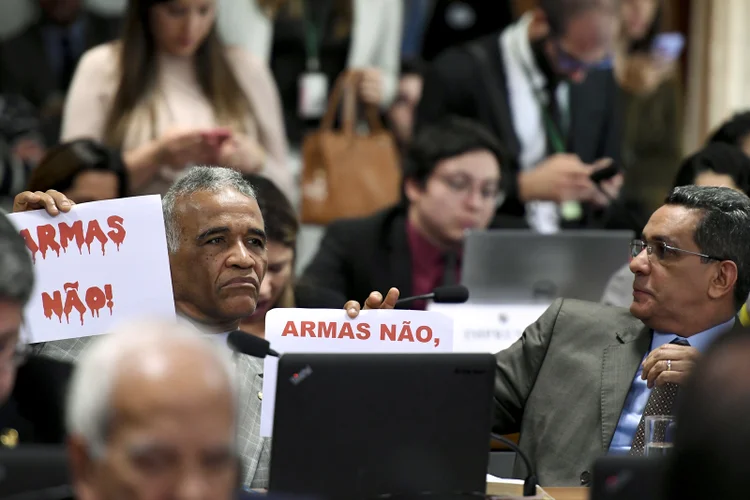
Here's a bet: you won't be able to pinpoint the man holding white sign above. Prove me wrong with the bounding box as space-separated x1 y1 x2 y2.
14 169 434 489
13 167 273 488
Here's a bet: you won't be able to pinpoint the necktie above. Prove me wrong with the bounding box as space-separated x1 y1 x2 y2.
441 252 458 286
629 337 691 455
402 0 430 59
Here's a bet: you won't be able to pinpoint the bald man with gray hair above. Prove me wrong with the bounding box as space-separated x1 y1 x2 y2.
66 319 240 500
16 166 272 487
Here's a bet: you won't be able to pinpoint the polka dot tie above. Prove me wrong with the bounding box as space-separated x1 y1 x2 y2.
629 337 691 455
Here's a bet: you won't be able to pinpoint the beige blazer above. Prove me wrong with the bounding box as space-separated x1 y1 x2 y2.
60 42 293 199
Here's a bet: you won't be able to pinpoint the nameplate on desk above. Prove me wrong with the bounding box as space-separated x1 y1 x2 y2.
260 308 455 436
427 303 550 353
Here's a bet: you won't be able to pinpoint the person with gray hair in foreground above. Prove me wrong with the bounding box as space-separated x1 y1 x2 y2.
66 319 241 500
0 209 71 446
14 165 271 487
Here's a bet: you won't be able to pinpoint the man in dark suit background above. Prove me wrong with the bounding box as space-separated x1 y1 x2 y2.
302 117 522 307
417 0 622 232
0 0 121 144
0 210 71 448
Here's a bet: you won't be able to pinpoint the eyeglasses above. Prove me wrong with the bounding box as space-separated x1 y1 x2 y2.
630 239 725 263
435 175 500 201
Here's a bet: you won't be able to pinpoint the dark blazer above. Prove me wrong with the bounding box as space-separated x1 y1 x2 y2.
302 206 414 307
416 32 622 222
494 298 744 486
301 205 527 306
0 12 121 143
0 355 72 446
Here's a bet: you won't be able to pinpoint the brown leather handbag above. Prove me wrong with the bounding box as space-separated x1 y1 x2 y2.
300 71 401 225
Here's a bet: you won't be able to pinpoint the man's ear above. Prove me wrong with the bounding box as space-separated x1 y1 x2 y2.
528 8 551 40
67 435 98 499
707 260 738 303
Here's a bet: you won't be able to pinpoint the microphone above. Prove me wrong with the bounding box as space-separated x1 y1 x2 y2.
491 433 537 497
394 285 469 306
227 330 279 358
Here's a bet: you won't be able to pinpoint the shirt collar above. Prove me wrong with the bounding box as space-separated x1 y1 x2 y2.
507 13 548 91
652 317 736 353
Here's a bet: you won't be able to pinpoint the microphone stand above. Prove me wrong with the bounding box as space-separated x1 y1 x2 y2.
491 433 537 497
394 293 434 306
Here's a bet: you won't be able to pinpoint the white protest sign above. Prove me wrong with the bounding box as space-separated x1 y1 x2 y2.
8 196 175 343
428 303 549 353
260 308 454 436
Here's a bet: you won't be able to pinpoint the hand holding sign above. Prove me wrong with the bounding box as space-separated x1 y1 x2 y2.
13 190 75 216
345 287 400 318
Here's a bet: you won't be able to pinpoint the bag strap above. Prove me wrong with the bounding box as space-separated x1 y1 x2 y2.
320 71 385 135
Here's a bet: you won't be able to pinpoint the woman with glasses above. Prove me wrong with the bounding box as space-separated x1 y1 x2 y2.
0 212 71 447
602 142 750 308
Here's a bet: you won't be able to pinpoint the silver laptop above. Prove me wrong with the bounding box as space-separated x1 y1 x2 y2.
461 230 634 304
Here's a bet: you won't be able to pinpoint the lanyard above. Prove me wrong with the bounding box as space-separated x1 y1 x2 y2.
514 33 582 221
514 32 568 153
301 0 334 72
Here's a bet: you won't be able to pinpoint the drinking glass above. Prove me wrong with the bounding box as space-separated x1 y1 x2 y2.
645 415 676 456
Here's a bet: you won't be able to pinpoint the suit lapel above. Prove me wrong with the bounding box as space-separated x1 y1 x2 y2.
234 355 267 486
600 322 651 450
479 36 522 165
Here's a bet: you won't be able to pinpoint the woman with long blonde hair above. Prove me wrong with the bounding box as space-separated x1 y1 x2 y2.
60 0 292 198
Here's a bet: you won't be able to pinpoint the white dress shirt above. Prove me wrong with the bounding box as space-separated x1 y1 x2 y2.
500 14 570 234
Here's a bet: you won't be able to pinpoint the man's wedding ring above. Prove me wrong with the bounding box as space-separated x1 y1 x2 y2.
667 360 672 371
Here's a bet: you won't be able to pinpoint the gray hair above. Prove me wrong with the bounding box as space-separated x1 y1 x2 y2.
665 185 750 311
65 318 237 457
162 166 257 253
0 210 34 304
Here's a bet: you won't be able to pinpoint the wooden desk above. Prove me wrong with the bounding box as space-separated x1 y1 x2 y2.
543 487 588 500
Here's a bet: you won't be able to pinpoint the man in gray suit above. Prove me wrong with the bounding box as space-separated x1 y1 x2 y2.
349 186 750 486
14 166 271 488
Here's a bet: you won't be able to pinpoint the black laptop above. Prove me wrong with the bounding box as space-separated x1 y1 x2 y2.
0 446 72 499
269 353 496 500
